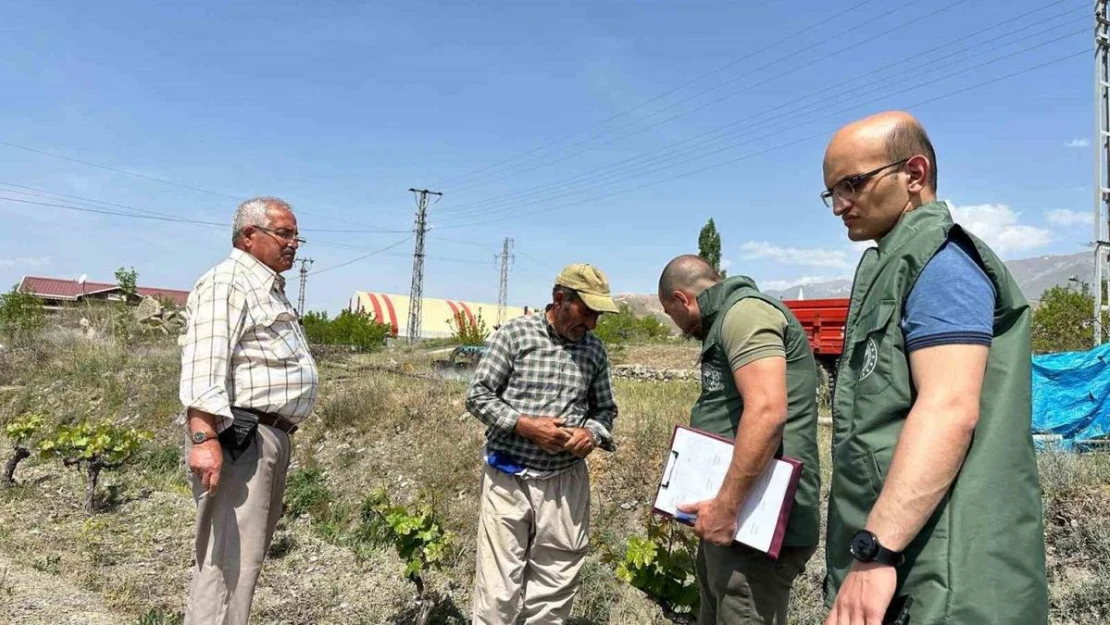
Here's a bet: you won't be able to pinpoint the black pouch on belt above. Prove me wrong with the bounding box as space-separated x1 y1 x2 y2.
219 408 259 462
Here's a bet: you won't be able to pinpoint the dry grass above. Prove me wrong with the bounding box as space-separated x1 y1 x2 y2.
621 343 700 371
0 320 1107 624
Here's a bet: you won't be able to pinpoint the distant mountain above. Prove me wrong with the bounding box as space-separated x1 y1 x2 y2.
618 252 1092 324
763 252 1091 303
1003 252 1090 302
763 280 852 300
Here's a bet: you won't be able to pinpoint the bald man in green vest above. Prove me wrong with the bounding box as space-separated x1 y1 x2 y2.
820 111 1048 625
658 255 821 624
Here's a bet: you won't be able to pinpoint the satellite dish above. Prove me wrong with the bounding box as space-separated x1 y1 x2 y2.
77 274 87 286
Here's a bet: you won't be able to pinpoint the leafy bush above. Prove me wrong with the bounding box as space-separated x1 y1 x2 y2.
594 304 670 346
0 283 46 343
284 468 334 519
3 413 44 485
38 421 151 513
302 309 391 351
360 488 455 582
359 488 456 625
446 309 489 346
607 515 700 622
1032 282 1108 354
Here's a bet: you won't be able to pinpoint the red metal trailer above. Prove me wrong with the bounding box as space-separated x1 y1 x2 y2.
782 297 850 388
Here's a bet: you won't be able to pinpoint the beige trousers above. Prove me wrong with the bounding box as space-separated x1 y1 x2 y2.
184 424 292 625
696 541 816 625
471 461 591 625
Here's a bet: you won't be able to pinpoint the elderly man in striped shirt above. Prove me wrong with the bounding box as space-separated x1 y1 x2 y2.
178 196 318 625
466 263 621 625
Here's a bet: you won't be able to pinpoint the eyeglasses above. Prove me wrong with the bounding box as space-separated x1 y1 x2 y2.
254 226 306 246
820 158 909 208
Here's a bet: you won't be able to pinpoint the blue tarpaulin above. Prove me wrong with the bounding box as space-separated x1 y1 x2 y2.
1032 342 1110 451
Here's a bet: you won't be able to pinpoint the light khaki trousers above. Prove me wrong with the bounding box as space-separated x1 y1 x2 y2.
471 461 591 625
184 425 292 625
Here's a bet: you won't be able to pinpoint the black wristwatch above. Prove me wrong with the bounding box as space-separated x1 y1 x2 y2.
850 529 904 567
190 430 218 445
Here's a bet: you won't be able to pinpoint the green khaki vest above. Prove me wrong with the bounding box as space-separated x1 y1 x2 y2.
825 201 1048 623
690 276 821 547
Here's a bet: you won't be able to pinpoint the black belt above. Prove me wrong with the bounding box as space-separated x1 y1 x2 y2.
232 406 299 434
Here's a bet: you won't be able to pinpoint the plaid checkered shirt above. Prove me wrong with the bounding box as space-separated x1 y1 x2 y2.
178 248 319 432
465 310 618 472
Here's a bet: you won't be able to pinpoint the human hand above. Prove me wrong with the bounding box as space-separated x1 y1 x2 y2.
562 428 595 458
189 438 223 493
514 416 570 453
824 562 897 625
675 497 738 546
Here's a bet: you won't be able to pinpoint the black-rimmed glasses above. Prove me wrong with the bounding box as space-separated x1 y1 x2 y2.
820 158 909 208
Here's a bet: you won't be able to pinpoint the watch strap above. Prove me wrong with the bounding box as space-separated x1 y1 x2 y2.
873 544 903 567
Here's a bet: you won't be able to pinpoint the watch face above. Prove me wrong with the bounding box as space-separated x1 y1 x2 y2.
192 431 208 443
850 531 878 561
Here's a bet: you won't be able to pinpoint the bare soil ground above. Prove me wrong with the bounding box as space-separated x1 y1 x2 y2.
0 324 1107 624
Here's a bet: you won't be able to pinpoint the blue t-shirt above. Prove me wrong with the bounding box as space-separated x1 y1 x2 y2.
900 237 996 352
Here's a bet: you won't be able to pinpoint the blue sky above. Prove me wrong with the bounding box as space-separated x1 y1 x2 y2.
0 0 1096 313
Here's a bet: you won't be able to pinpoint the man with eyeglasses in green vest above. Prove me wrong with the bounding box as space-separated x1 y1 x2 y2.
657 254 821 624
820 111 1048 625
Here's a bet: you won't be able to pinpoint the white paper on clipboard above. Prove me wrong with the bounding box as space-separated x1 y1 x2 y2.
652 425 801 557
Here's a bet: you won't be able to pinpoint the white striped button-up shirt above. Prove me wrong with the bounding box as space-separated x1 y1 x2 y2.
178 248 319 431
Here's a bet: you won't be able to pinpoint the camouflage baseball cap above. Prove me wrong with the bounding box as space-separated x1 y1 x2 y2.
555 263 620 313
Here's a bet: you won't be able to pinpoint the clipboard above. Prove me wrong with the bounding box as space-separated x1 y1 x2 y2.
651 424 803 559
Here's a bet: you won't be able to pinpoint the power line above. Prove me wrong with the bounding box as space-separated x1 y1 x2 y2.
434 1 1083 220
0 195 227 228
434 48 1090 231
0 140 405 232
430 0 883 189
434 27 1088 227
309 236 414 276
439 0 971 196
0 139 243 200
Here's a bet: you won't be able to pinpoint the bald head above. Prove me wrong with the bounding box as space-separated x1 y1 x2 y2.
659 254 720 301
827 111 937 192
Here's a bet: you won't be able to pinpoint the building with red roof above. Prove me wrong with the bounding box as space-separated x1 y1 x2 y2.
17 275 190 308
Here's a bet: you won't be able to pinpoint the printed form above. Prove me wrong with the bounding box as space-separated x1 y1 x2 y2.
652 425 800 556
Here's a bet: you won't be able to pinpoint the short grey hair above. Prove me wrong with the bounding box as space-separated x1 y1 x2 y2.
232 196 293 244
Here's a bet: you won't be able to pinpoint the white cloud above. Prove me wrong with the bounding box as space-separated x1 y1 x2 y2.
0 256 52 269
1046 209 1093 227
720 257 733 271
1066 138 1091 148
738 241 852 268
948 203 1053 255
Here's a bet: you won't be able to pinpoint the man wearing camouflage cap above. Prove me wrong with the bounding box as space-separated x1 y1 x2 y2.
466 263 621 624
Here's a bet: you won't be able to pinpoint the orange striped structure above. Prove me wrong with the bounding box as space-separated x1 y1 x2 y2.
347 292 538 339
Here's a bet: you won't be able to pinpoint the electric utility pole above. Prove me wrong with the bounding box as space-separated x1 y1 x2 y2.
295 257 314 317
1095 0 1109 345
496 237 514 326
407 188 442 342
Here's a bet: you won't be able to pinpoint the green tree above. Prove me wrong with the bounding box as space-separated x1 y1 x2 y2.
698 218 726 278
1032 281 1108 353
594 304 670 346
0 283 46 342
115 266 138 300
446 309 489 346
